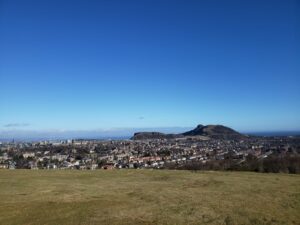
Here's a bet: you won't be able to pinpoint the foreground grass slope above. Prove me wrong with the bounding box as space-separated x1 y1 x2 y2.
0 170 299 225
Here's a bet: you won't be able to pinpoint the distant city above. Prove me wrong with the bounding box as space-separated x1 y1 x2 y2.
1 124 299 173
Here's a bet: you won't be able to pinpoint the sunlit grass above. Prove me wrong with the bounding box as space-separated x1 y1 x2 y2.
0 170 299 225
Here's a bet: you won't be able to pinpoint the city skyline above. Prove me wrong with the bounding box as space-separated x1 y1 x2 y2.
1 0 300 137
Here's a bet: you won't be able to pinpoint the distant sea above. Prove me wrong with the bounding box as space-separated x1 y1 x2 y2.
245 131 300 137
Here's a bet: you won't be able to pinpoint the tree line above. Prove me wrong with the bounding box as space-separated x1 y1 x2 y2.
165 153 300 174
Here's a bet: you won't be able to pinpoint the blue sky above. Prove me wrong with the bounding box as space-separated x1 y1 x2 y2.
0 0 299 137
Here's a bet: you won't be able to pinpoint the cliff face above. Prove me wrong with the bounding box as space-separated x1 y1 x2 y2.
181 124 205 136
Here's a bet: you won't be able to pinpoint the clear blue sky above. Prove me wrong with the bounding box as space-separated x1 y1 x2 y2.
0 0 299 136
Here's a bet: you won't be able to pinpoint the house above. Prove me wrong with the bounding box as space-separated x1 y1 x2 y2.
23 152 35 158
79 165 86 170
28 161 38 170
47 164 57 169
0 163 8 169
8 162 16 169
89 164 98 170
55 154 68 161
102 163 114 170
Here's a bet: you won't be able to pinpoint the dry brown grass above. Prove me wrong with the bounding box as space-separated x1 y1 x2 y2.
0 170 299 225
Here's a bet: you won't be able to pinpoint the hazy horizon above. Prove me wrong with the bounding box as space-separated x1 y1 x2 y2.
1 125 300 141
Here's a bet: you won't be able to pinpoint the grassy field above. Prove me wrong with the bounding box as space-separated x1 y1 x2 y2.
0 170 299 225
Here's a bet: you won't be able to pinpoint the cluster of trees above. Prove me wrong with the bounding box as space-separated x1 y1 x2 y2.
241 154 300 174
165 153 300 174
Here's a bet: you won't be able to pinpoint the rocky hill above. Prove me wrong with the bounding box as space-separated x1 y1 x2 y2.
131 124 246 140
182 124 246 140
131 132 183 140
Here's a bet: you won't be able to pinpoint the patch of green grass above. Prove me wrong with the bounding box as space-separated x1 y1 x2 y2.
0 170 299 225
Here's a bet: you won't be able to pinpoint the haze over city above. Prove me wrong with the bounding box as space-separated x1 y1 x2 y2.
1 0 299 139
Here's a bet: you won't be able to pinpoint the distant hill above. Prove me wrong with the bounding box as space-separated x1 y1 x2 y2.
131 132 183 140
182 124 246 140
131 124 246 140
